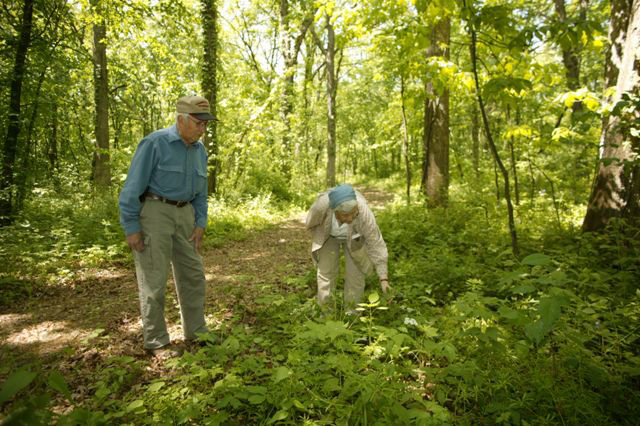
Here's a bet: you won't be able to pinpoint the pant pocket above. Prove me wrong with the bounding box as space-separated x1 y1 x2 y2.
135 235 154 271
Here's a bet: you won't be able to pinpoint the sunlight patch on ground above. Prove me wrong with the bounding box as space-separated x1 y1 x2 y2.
5 320 85 353
0 313 32 331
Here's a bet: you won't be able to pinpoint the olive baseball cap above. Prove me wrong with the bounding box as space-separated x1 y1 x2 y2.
176 95 216 120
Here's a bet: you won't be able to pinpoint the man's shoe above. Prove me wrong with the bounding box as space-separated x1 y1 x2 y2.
146 344 183 359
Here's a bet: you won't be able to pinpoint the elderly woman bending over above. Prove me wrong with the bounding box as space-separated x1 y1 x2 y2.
305 184 390 311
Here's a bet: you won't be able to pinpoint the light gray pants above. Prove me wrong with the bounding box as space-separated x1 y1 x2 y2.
133 200 208 349
316 236 366 308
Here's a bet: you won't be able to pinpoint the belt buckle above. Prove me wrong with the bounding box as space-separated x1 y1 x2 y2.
177 200 187 207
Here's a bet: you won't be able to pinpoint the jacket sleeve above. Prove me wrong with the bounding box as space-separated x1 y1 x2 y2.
305 193 329 231
358 196 388 280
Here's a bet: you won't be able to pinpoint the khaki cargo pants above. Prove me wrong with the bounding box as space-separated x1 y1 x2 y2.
133 200 208 349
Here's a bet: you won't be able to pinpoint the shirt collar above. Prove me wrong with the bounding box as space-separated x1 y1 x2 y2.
168 124 201 149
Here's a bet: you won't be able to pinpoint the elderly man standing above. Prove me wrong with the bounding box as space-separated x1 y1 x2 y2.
119 95 214 358
305 184 390 312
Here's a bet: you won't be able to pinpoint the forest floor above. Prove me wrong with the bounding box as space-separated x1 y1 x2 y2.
0 187 393 411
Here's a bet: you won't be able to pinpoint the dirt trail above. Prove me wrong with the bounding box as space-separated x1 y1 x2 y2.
0 187 393 393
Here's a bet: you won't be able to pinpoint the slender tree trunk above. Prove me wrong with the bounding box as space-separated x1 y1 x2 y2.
553 0 582 91
493 158 500 203
423 18 450 206
469 18 519 256
302 36 315 178
49 102 59 178
201 0 219 195
325 20 337 188
400 76 411 205
583 0 640 231
507 106 520 205
0 0 33 223
279 6 312 178
91 0 111 187
16 65 48 210
420 77 431 194
472 103 480 177
279 0 294 177
528 156 535 201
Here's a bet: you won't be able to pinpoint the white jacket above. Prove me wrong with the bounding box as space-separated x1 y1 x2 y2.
305 190 388 280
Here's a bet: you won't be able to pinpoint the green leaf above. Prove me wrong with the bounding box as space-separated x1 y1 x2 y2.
126 400 144 412
0 370 37 404
539 296 567 328
47 371 71 400
525 296 568 345
222 336 240 353
322 377 340 393
248 394 265 404
522 253 551 266
148 381 165 392
268 409 289 424
524 319 545 345
368 292 380 304
512 283 536 294
498 306 520 320
272 366 292 383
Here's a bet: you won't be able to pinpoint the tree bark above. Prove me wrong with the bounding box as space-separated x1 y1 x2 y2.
553 0 589 115
0 0 33 224
278 1 312 177
326 21 337 188
400 76 411 205
423 18 450 206
91 0 111 187
583 0 640 231
49 102 59 178
472 103 480 177
201 0 219 195
553 0 582 91
312 18 337 188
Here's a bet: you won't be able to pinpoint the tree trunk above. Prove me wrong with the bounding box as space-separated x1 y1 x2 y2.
91 0 111 187
16 65 48 211
302 36 315 177
400 76 411 205
49 102 59 178
469 19 519 256
201 0 219 195
420 77 431 194
553 0 582 91
583 0 640 231
0 0 33 224
507 106 520 206
279 0 294 175
472 103 480 177
325 20 337 188
423 18 450 206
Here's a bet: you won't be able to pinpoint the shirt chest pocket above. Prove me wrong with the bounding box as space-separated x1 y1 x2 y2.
156 163 184 190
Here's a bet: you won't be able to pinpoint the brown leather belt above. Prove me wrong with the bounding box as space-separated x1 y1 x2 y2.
144 192 190 207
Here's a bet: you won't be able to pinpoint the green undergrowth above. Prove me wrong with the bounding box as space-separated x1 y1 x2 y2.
2 190 640 424
0 189 302 308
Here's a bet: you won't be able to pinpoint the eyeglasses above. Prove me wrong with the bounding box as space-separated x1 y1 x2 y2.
188 114 208 128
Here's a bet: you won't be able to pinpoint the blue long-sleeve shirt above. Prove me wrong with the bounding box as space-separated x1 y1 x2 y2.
119 125 208 235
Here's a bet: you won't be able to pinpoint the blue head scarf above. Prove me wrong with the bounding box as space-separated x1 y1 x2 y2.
328 184 356 209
